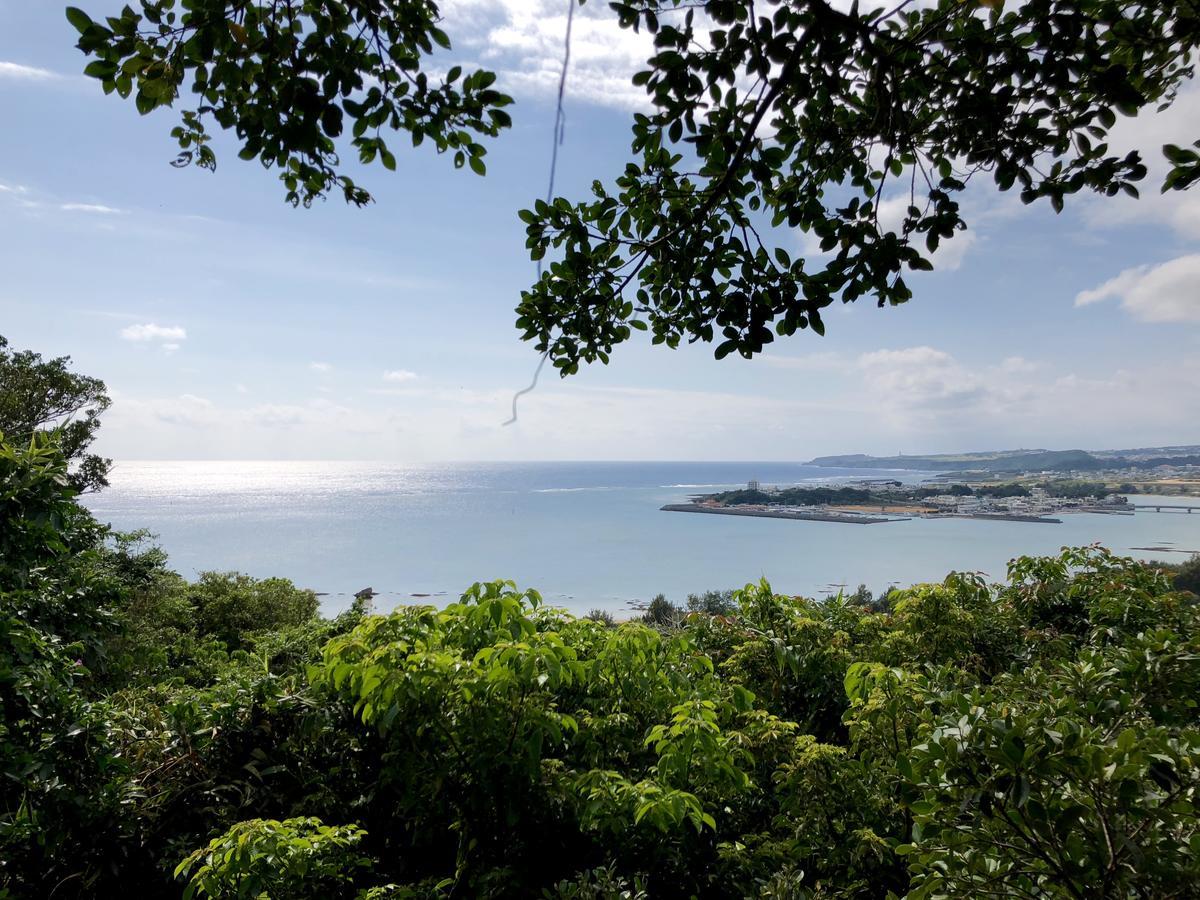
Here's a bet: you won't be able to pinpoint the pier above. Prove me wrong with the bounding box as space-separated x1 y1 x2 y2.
661 503 894 524
1132 504 1197 513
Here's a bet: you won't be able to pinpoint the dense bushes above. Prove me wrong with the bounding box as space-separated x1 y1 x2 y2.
2 435 1199 897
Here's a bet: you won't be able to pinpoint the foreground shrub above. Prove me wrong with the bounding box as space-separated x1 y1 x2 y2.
176 817 370 899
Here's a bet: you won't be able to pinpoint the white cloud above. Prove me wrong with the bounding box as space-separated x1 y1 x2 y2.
999 356 1040 374
235 384 249 394
759 351 850 372
310 361 333 373
60 202 124 215
0 61 59 81
382 369 419 382
120 323 188 342
150 394 218 427
930 230 977 271
857 346 988 413
834 346 1199 449
95 345 1200 461
0 182 28 194
874 194 978 270
441 0 653 110
1075 255 1200 323
1080 81 1200 240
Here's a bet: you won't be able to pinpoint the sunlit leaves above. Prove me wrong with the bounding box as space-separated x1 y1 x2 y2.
175 817 370 899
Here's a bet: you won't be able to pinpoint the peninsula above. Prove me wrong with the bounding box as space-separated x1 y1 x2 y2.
662 478 1152 526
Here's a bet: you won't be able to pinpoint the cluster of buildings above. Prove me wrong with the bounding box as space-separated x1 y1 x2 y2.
918 488 1130 518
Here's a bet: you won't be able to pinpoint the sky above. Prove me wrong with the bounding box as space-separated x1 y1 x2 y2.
1 0 1198 462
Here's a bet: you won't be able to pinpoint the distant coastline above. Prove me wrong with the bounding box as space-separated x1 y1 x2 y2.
803 446 1200 496
665 462 1200 527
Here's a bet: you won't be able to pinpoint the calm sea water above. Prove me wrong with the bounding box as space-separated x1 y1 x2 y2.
81 461 1200 615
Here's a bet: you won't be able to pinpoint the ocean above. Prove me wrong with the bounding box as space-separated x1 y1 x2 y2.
81 461 1200 615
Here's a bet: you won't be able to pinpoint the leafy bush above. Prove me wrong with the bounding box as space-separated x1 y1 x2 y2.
176 817 370 899
685 590 737 617
1175 554 1200 596
641 593 684 628
585 608 615 627
188 571 319 652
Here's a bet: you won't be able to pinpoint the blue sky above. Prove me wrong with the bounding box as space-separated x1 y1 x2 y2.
2 0 1198 461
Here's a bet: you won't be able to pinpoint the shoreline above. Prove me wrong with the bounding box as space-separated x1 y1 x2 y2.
663 503 1064 525
661 503 896 525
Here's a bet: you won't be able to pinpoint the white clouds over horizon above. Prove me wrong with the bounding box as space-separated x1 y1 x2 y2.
383 369 419 382
1075 255 1200 323
0 61 59 81
120 323 187 342
90 344 1200 461
59 202 124 215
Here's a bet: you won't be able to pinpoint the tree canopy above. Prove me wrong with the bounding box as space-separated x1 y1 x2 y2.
66 0 513 207
69 0 1200 368
0 335 112 492
518 0 1200 371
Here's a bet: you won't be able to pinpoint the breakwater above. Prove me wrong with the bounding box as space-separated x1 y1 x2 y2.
960 513 1062 524
661 503 893 524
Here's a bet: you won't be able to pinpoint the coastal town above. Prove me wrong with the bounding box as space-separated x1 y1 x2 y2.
663 469 1199 526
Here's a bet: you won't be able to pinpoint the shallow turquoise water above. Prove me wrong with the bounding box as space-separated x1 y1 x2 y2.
81 461 1200 614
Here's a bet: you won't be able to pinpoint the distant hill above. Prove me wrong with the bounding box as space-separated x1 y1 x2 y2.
1094 445 1200 460
807 449 1106 473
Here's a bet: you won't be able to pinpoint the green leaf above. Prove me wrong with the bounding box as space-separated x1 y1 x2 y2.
65 6 94 33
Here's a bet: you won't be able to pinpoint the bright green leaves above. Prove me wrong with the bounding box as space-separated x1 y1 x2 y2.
899 666 1200 898
573 769 713 833
312 578 765 874
67 1 513 206
516 0 1199 371
0 334 112 493
645 698 751 796
175 817 371 900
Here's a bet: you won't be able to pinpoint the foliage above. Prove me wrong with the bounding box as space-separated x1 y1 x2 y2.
1173 554 1200 596
686 589 737 616
0 334 111 492
3 436 1199 896
899 649 1200 898
66 3 1200 367
976 482 1031 498
175 817 371 899
1036 479 1118 499
188 570 320 652
545 864 648 899
641 592 684 627
585 608 616 627
0 435 127 895
67 0 514 206
517 0 1200 371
